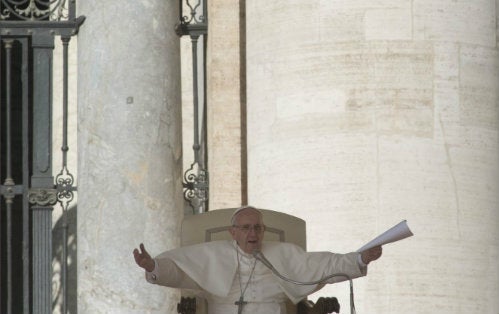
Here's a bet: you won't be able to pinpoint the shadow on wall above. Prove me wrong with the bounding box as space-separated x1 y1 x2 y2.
52 205 77 314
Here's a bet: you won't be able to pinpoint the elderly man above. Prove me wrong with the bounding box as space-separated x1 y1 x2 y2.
133 206 382 314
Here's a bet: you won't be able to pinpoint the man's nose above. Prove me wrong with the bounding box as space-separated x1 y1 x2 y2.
247 226 259 235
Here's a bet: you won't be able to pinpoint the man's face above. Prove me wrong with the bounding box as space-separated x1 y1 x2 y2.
229 208 265 254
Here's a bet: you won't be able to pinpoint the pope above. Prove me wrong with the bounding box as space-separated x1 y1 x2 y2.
133 206 382 314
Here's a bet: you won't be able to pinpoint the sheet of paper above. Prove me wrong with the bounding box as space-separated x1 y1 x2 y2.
357 220 413 252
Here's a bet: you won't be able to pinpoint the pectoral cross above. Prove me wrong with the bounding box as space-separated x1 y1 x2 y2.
235 295 247 314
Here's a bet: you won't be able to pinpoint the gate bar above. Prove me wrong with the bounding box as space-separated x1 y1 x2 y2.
20 37 30 314
3 37 15 314
60 35 70 314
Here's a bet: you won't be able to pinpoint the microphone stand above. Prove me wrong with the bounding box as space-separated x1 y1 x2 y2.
253 250 357 314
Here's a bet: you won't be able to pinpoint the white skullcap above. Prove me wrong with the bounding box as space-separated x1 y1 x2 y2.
230 205 262 225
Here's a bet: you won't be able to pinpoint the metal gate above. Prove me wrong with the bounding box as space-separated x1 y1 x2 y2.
0 1 84 313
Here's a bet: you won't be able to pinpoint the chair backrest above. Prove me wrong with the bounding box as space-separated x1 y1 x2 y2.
181 208 306 250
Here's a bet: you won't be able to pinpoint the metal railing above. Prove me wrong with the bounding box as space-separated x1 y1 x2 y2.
177 0 210 214
0 1 83 313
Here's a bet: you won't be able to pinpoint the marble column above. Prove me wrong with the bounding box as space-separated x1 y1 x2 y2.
207 0 246 208
246 1 498 313
77 1 183 313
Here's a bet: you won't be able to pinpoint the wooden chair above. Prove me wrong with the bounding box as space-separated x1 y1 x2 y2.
176 208 340 314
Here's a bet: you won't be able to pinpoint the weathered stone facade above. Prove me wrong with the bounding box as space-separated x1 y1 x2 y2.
76 1 183 313
68 1 498 313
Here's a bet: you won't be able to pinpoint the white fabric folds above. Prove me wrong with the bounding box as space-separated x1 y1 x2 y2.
155 240 366 304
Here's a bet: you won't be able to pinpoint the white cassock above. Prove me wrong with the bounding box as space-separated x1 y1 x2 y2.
146 240 367 314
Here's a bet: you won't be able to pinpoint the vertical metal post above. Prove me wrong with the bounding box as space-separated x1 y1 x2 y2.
191 34 200 162
30 33 55 314
179 0 209 213
0 36 2 314
20 37 30 314
3 38 15 314
60 35 71 314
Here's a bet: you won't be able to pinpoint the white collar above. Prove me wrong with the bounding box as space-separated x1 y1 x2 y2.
232 240 256 260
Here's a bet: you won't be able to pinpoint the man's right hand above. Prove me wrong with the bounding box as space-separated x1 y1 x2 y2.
133 243 155 272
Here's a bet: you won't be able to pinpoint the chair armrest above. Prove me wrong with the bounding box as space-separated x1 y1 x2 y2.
297 297 340 314
177 295 340 314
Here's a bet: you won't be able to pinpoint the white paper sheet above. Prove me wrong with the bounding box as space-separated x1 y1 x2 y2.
357 220 413 252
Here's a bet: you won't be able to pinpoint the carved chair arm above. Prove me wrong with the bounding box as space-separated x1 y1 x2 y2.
297 297 340 314
177 295 340 314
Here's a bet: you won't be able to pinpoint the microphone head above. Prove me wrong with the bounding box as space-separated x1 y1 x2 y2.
252 250 275 271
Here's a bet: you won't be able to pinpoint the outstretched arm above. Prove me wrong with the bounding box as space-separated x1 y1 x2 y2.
133 243 155 272
133 243 202 290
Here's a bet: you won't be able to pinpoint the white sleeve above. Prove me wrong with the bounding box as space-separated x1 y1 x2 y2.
145 257 202 290
357 253 367 267
145 260 160 283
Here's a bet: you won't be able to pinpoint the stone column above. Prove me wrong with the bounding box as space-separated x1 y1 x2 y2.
207 0 246 208
77 1 183 313
246 1 498 313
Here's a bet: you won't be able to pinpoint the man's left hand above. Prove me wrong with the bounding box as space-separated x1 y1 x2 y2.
361 246 382 264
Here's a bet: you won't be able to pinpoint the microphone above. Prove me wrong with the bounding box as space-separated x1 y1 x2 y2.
252 250 276 271
252 250 357 314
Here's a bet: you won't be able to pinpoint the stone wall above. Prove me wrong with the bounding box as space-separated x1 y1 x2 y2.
245 1 498 313
66 1 499 313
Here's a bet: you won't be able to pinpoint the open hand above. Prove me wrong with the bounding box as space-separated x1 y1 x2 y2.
133 243 155 272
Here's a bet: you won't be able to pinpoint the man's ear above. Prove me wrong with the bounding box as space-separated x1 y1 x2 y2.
229 227 236 239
